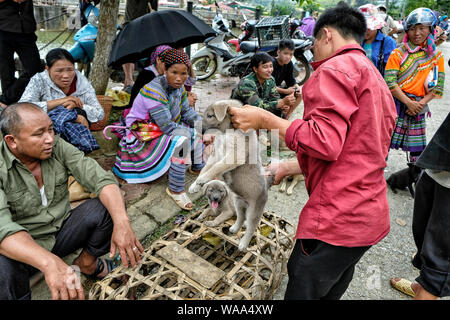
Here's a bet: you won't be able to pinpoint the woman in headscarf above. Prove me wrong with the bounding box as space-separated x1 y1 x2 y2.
359 4 397 76
384 7 445 164
128 45 172 108
113 49 205 210
128 45 198 109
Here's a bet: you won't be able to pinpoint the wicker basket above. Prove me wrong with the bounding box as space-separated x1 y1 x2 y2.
90 95 114 131
88 209 295 300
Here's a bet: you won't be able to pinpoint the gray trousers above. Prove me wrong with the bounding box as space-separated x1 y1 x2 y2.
0 198 113 300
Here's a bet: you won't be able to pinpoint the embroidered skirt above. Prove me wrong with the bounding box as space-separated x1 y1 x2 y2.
113 133 186 184
390 97 427 154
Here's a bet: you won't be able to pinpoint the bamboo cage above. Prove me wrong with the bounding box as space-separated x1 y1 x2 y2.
89 209 295 300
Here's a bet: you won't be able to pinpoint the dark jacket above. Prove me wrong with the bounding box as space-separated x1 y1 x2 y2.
0 0 36 33
416 112 450 171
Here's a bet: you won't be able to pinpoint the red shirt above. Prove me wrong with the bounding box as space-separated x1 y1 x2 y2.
285 45 397 247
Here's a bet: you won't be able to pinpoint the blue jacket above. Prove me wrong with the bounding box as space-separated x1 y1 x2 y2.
362 31 397 75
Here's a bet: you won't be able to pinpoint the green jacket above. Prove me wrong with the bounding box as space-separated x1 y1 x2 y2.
232 72 281 114
0 135 118 251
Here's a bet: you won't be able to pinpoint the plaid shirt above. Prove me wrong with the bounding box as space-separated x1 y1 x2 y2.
48 106 99 153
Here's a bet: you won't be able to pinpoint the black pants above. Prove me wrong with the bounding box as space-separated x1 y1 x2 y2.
284 239 370 300
0 30 42 105
411 172 450 297
0 198 113 300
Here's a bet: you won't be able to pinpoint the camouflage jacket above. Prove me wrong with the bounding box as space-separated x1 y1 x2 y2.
232 72 280 114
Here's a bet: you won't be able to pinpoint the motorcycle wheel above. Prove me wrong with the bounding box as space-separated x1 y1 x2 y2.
191 55 217 80
293 53 311 86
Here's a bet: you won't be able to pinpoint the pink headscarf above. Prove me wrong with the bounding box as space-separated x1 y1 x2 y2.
150 45 172 65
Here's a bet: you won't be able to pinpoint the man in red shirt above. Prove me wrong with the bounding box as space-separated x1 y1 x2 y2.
229 3 396 299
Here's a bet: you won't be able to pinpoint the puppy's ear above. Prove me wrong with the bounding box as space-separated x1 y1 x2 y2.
221 182 229 197
213 102 229 122
202 180 213 195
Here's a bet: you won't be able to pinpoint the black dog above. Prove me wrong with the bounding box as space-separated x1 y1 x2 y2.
386 163 422 198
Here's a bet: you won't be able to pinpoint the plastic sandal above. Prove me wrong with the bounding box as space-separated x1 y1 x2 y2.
390 278 415 297
88 258 117 280
166 187 194 211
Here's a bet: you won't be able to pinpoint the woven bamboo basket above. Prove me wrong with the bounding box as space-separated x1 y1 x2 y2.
90 95 114 131
89 209 295 300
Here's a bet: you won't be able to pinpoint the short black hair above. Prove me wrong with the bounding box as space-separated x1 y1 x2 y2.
0 103 44 136
313 3 367 44
278 39 295 51
378 5 387 13
46 48 75 68
250 52 273 70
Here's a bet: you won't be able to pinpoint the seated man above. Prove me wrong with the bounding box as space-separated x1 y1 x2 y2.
232 52 296 118
0 103 143 300
272 39 303 116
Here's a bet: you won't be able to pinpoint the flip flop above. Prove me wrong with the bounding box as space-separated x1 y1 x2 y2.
88 258 117 280
166 187 194 211
390 278 415 297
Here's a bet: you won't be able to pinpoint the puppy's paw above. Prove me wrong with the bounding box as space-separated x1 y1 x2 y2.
188 182 201 194
238 238 250 251
229 223 240 234
204 221 218 228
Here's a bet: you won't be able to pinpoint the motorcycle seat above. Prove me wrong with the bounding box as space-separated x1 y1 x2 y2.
205 36 216 45
240 40 259 53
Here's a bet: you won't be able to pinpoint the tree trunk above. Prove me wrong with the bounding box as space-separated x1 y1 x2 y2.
89 0 120 95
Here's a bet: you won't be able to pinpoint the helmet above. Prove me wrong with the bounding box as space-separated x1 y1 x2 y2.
404 7 437 31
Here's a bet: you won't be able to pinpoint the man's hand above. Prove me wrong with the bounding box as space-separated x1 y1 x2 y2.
229 104 267 131
109 221 144 269
43 257 85 300
282 93 296 106
265 160 302 185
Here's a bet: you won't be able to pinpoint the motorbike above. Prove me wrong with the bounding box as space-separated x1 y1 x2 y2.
193 10 314 85
227 10 258 52
191 11 258 80
68 3 99 77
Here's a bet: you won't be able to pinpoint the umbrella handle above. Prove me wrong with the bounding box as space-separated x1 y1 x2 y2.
103 125 127 140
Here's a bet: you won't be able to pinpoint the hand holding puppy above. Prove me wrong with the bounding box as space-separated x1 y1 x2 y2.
229 104 267 131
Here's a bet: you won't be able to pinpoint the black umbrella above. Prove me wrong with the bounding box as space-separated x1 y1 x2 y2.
108 10 216 69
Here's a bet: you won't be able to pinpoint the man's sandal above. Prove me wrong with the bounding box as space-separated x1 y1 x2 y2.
390 278 415 297
88 258 117 280
166 187 194 211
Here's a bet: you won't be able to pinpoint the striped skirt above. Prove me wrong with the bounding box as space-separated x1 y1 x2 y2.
390 97 427 154
113 132 187 184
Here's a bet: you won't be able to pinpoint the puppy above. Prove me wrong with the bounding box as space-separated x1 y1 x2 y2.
196 180 236 228
189 99 271 250
279 174 304 195
386 163 422 198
